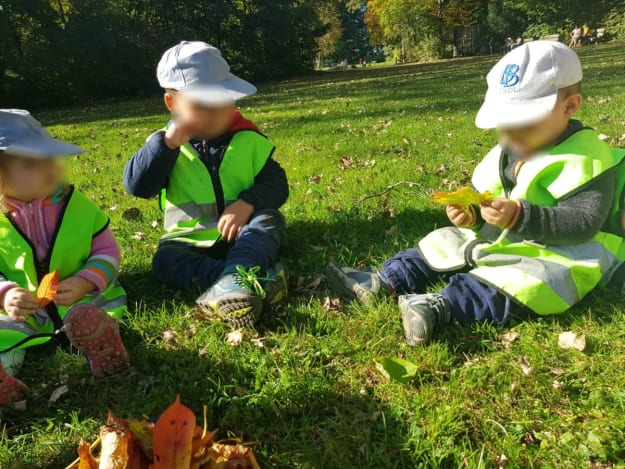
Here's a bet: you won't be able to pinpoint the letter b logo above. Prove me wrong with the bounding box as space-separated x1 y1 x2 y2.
500 64 520 87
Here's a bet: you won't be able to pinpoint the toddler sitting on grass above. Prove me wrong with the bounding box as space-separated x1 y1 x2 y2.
0 110 129 405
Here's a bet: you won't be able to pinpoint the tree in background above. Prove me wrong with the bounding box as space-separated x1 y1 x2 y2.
0 0 326 106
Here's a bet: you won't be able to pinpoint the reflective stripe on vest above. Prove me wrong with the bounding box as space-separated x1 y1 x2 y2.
0 187 127 350
420 129 625 315
160 130 275 247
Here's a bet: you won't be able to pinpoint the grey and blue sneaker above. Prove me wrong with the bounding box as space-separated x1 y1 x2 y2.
398 294 451 346
263 262 289 315
195 270 263 328
325 262 389 306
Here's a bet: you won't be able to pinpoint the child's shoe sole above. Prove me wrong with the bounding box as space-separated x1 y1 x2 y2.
264 263 289 315
196 295 264 329
63 305 130 378
0 369 29 406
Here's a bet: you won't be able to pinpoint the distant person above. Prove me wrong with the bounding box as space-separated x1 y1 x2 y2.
505 37 514 53
582 23 591 45
488 37 495 55
124 41 288 328
326 41 625 346
0 110 129 405
514 35 524 49
359 58 364 68
570 26 581 47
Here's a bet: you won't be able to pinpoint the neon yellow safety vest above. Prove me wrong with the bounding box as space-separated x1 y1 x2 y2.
0 187 126 350
159 130 275 247
419 129 625 315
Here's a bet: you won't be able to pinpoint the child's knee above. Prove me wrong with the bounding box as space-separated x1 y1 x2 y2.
246 209 287 242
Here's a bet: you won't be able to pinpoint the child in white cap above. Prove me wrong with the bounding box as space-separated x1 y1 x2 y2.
0 110 129 405
327 41 625 345
124 41 288 327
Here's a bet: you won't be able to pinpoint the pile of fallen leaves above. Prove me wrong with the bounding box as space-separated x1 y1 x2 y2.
67 396 259 469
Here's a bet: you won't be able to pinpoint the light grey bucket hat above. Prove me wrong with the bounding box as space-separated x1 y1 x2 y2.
0 109 84 158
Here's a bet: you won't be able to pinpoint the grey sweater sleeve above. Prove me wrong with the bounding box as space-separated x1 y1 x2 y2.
512 168 616 245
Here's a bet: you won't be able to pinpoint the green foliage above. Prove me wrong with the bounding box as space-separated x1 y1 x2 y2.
0 0 327 107
603 6 625 40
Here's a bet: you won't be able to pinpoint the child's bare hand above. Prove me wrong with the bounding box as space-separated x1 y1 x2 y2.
3 288 38 322
446 204 474 227
480 198 519 228
56 277 96 306
163 121 194 149
218 200 254 243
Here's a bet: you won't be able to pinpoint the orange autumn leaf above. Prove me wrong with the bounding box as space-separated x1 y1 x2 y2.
431 186 493 207
151 395 196 469
76 438 98 469
36 270 59 307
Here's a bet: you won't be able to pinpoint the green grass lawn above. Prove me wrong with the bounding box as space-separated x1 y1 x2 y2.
2 43 625 468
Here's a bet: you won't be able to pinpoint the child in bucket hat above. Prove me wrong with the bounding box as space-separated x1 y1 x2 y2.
124 42 288 327
0 110 129 405
327 41 625 345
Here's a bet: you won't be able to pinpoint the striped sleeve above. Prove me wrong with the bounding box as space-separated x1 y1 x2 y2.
76 228 121 294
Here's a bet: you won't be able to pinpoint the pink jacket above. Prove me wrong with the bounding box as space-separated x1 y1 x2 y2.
0 187 120 302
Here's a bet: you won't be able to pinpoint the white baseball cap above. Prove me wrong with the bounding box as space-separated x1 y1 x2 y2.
157 41 257 105
0 109 84 158
476 41 583 129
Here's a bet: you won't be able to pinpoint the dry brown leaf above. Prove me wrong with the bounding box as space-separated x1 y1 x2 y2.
498 331 519 348
294 274 325 295
518 356 534 377
99 421 130 469
553 380 564 389
131 231 145 240
558 331 586 351
121 207 143 222
308 174 322 184
496 453 509 468
339 156 353 170
322 296 341 312
250 337 265 348
13 400 26 411
76 438 98 469
49 384 69 404
209 441 260 469
226 330 244 346
162 329 178 346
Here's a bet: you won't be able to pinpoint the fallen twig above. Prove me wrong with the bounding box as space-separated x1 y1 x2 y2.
355 181 420 204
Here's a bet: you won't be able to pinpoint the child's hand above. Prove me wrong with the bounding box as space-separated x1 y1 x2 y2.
446 204 475 227
55 277 96 306
163 121 194 150
480 198 520 228
3 288 38 322
218 199 255 243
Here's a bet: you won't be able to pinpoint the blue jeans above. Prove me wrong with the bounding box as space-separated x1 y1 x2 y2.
381 248 530 325
152 209 286 290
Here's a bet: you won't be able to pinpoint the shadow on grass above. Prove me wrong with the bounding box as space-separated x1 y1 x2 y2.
2 322 413 468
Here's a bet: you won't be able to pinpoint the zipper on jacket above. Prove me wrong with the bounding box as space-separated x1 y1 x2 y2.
499 150 511 198
201 140 227 216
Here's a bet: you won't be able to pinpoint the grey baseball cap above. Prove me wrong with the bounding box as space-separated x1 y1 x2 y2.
0 109 84 158
157 41 257 105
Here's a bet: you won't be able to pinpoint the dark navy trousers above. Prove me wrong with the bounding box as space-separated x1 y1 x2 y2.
152 209 286 290
381 248 530 325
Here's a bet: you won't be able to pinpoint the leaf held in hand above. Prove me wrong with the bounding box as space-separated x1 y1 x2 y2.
431 186 493 207
152 394 196 469
36 270 59 307
375 357 418 383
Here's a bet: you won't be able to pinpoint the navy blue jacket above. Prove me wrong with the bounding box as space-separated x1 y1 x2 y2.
124 129 288 211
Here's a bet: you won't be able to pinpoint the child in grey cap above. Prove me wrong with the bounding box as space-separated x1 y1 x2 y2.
0 110 129 405
124 41 289 328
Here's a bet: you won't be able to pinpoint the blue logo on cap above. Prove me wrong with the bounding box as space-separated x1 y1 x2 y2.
500 64 520 87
